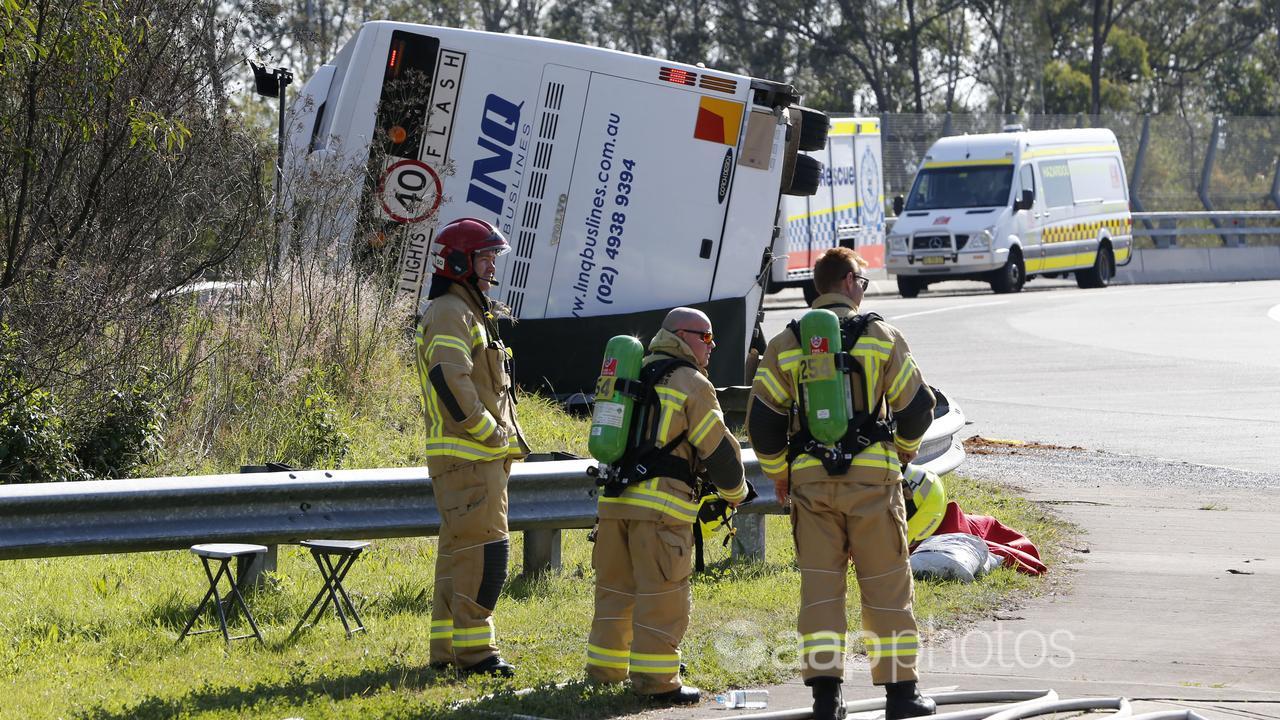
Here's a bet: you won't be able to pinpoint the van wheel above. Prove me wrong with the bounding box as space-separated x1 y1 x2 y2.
1076 246 1114 289
795 106 830 152
802 282 819 305
785 154 822 196
897 276 921 298
990 252 1024 294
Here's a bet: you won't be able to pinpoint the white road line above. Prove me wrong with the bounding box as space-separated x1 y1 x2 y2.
1269 304 1280 324
891 300 1009 320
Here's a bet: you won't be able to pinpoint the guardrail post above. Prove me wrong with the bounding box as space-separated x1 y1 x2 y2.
522 529 562 576
730 513 767 563
237 463 284 588
1153 217 1178 248
238 550 277 590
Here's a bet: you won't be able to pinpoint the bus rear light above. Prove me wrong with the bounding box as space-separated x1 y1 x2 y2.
659 67 696 86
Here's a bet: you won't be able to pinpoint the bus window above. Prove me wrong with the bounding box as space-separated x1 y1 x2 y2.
1039 159 1073 208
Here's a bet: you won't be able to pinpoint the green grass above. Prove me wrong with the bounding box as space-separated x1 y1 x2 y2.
0 473 1069 720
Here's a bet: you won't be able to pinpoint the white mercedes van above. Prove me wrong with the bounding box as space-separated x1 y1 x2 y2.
885 127 1132 297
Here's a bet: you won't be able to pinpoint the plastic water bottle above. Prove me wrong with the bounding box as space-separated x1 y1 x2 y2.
715 689 769 709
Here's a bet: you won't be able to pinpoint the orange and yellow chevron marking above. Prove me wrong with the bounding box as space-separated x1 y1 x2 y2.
1041 217 1131 244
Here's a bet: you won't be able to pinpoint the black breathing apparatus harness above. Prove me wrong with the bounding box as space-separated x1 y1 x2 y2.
785 309 896 476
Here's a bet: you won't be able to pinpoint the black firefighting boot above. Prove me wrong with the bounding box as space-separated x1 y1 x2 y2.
807 676 846 720
884 680 936 720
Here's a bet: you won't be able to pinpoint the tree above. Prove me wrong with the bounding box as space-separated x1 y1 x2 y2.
1 0 266 425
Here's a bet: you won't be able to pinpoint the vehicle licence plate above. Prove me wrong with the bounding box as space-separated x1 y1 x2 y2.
921 256 946 265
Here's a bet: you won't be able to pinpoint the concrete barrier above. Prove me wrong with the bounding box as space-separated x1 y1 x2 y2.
1117 246 1280 285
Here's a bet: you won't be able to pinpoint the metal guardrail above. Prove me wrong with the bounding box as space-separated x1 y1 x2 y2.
0 397 966 570
1131 211 1280 246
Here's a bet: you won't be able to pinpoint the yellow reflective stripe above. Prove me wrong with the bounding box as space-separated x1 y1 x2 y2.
453 625 494 648
779 349 803 372
757 452 788 475
469 322 485 349
895 433 922 452
887 356 917 404
923 158 1013 168
754 366 788 404
654 387 686 443
864 633 920 658
586 655 629 669
630 650 680 661
655 387 687 402
629 650 681 673
792 445 897 473
689 409 721 446
717 481 748 503
430 619 453 639
1022 144 1119 159
465 412 498 441
801 631 846 653
428 334 471 359
586 643 630 668
599 486 699 523
424 437 508 461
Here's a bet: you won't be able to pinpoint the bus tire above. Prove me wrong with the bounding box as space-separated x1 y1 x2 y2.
1076 244 1114 289
897 276 922 298
795 106 830 152
785 154 822 196
990 250 1025 294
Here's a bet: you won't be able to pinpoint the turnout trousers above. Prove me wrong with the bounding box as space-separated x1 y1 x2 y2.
428 457 512 668
585 518 693 694
792 476 921 685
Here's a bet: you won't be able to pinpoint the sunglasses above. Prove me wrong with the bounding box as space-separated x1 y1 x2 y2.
849 273 870 291
676 328 714 344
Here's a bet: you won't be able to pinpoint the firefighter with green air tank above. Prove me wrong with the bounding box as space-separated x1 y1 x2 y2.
747 247 939 720
584 307 750 704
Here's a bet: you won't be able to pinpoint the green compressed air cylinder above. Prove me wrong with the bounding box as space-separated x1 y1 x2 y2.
588 335 645 464
799 308 851 444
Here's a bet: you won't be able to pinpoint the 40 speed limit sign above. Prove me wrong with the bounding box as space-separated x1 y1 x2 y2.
378 159 442 223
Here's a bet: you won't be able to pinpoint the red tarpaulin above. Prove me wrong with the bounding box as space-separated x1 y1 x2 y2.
932 501 1047 575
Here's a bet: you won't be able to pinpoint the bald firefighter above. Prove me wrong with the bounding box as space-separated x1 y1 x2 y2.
416 218 530 677
747 248 937 720
586 307 748 704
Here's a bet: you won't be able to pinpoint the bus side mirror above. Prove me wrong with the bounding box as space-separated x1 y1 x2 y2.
893 195 905 216
1014 188 1034 211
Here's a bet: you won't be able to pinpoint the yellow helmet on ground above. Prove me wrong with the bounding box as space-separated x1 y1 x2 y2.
901 464 947 542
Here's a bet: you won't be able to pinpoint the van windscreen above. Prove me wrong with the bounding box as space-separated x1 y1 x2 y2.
905 166 1013 210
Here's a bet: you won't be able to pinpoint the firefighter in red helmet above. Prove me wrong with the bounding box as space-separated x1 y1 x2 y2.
415 217 529 677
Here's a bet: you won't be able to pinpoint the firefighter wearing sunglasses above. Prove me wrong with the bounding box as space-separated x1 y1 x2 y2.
747 247 938 720
585 307 748 704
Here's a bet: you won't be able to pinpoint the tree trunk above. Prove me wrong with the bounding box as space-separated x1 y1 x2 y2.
1090 0 1107 115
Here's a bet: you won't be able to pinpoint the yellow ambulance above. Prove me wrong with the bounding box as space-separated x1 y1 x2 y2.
886 127 1132 297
